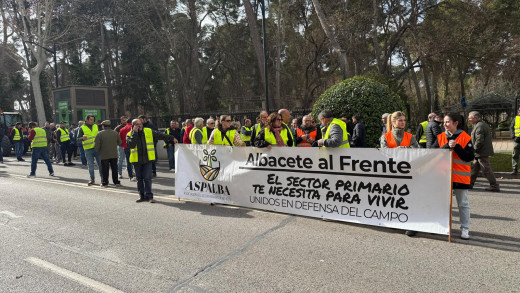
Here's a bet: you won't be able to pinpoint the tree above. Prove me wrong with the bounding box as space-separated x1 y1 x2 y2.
312 76 404 147
7 0 71 125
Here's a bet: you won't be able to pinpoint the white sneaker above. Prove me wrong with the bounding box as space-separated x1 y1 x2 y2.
118 174 123 179
461 228 470 240
129 177 136 182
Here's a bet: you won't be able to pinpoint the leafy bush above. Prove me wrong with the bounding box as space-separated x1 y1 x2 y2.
311 76 404 147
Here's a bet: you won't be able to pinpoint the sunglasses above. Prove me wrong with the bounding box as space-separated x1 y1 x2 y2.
224 120 232 122
276 118 283 121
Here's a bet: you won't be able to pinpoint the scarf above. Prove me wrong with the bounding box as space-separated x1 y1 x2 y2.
271 127 285 146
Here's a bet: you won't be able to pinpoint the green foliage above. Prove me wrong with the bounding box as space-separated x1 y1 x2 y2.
312 76 404 147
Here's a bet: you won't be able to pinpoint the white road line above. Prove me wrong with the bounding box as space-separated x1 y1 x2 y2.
8 174 269 214
0 211 22 218
25 257 125 293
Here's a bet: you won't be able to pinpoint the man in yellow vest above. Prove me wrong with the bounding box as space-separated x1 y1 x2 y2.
76 115 102 186
56 121 74 166
316 110 350 148
250 111 268 140
26 122 54 178
510 107 520 174
127 119 175 203
278 108 295 146
416 113 435 148
10 122 25 161
189 117 205 144
240 119 253 146
204 118 215 141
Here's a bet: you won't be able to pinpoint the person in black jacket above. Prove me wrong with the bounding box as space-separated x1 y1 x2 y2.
351 114 366 147
127 119 175 203
426 114 444 148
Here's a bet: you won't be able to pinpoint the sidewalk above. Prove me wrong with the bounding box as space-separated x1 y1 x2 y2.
493 139 514 153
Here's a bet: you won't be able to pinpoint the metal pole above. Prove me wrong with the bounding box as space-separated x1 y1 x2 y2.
53 43 58 88
261 0 269 112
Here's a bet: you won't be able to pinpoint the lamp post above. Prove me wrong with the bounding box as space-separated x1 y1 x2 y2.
260 0 269 112
26 41 58 88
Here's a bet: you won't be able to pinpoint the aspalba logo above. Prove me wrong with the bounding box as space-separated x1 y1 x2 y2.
199 149 220 181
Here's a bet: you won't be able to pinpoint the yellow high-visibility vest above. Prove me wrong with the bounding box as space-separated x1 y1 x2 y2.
128 128 156 163
264 128 289 146
514 116 520 137
13 128 21 141
419 121 428 143
202 127 209 144
212 129 236 146
240 126 252 142
81 124 98 150
190 128 203 144
323 118 350 148
31 127 47 148
59 128 70 143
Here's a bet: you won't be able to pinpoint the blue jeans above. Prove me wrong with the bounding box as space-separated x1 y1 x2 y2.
79 145 87 165
124 148 134 178
30 147 54 175
117 146 125 175
166 145 175 170
14 142 24 159
454 189 470 230
0 144 3 161
134 162 153 199
84 148 102 180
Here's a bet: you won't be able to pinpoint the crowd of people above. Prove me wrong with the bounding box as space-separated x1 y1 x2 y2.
4 106 517 240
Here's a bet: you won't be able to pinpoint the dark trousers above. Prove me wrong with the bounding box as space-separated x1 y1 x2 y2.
166 145 175 170
101 158 120 186
124 148 134 178
60 141 72 163
134 162 153 199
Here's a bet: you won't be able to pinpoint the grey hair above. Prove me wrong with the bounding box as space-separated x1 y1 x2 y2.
469 111 481 120
318 110 333 120
194 117 204 128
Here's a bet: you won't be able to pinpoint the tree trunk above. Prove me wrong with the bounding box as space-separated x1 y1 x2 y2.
243 0 266 88
29 69 47 126
421 61 433 112
404 49 424 119
371 0 382 73
311 0 350 79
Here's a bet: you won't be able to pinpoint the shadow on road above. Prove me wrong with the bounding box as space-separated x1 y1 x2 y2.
156 200 254 219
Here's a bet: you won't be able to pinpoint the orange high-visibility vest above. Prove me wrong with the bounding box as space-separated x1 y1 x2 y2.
296 128 317 147
384 132 412 148
437 131 472 185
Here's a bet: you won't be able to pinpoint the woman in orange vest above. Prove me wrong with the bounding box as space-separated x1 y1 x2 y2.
381 111 418 237
380 111 418 148
437 112 474 240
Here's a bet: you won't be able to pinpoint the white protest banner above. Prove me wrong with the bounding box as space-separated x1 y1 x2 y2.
175 145 452 235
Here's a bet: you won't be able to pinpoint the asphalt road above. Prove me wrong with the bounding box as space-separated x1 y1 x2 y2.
1 156 519 293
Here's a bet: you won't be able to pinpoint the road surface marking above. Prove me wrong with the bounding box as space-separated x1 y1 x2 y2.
25 257 125 293
0 211 22 218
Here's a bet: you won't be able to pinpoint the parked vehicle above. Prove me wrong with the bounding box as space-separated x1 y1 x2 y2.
0 112 30 156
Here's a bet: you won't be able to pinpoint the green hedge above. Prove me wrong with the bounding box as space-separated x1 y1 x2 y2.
312 76 404 147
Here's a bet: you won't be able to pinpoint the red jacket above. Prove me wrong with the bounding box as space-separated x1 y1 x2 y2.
183 125 194 144
119 123 132 149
